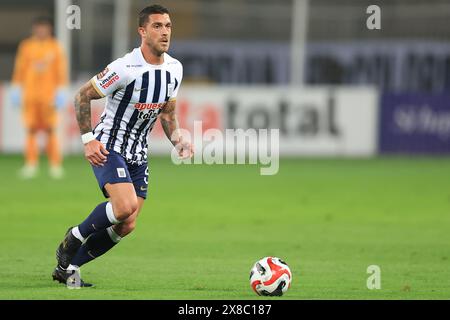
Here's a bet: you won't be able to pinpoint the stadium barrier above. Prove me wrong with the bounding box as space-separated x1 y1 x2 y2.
172 40 450 92
379 93 450 154
0 85 378 156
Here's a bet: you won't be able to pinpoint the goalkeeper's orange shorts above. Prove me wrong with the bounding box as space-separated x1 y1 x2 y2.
22 101 58 130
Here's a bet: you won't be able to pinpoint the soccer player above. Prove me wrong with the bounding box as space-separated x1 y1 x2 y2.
52 5 193 287
11 17 68 179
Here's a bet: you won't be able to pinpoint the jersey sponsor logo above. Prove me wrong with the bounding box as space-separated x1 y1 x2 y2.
126 64 143 68
96 67 109 80
138 111 157 120
99 72 120 89
134 102 165 111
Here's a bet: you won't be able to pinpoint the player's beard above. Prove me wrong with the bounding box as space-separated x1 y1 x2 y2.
147 39 169 57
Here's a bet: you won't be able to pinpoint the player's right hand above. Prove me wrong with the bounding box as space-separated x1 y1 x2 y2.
84 140 109 167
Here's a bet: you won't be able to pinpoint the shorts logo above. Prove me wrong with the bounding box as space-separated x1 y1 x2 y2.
117 168 126 178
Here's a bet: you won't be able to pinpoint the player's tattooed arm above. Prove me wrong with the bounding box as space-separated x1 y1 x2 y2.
160 100 180 145
75 81 108 167
74 81 102 134
160 100 194 159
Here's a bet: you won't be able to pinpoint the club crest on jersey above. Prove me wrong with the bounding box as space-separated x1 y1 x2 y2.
96 67 109 80
134 102 165 111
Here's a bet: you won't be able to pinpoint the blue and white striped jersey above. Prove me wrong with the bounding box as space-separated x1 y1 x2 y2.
90 47 183 164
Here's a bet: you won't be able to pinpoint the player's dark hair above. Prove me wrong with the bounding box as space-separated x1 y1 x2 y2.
139 5 170 27
33 16 53 27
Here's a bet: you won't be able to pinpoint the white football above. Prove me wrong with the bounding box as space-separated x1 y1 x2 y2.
249 256 292 296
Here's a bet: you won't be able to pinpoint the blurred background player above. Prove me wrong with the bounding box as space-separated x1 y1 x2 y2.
10 16 68 179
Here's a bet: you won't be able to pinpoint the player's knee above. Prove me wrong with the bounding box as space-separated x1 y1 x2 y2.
122 221 137 236
114 219 136 237
114 199 138 221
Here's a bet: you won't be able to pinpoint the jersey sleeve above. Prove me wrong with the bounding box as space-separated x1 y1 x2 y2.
54 42 68 87
169 63 183 101
90 58 128 97
12 41 28 85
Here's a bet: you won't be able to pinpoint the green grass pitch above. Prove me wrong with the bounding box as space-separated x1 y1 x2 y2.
0 154 449 299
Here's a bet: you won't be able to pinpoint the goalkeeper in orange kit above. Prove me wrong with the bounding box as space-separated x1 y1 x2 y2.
10 17 68 179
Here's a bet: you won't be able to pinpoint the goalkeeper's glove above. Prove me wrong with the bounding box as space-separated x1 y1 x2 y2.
9 85 22 108
54 88 68 110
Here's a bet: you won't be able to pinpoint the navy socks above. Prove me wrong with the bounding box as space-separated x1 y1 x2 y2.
77 202 120 239
71 227 122 267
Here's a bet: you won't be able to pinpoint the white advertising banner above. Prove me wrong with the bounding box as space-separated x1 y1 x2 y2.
0 85 378 156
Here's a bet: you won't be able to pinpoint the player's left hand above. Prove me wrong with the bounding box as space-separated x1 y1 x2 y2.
176 140 194 159
84 139 109 167
54 88 68 110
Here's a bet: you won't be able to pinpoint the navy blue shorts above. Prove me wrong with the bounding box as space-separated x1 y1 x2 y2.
92 149 149 199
